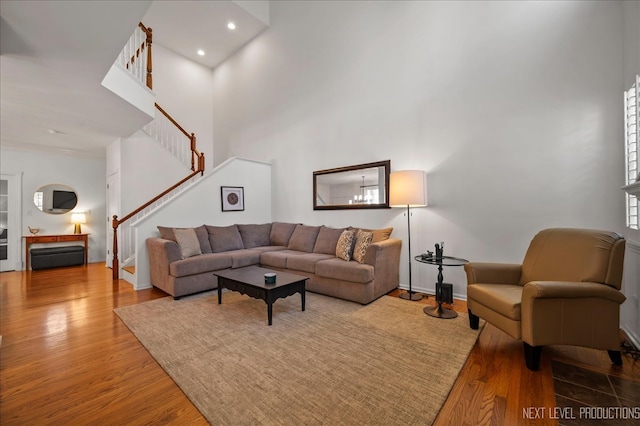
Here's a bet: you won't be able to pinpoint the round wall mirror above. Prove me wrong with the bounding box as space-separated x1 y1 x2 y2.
34 184 78 214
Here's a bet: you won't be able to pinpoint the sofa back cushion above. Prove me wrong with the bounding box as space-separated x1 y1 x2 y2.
238 223 272 248
313 226 346 255
288 225 321 252
157 225 212 253
206 225 245 253
270 222 299 246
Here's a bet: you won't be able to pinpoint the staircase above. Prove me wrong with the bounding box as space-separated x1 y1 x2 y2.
106 22 206 281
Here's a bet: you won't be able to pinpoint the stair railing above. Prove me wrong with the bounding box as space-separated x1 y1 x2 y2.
118 22 153 90
111 104 205 280
143 103 201 170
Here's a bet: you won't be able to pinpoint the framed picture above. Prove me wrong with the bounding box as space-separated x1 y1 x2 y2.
221 186 244 211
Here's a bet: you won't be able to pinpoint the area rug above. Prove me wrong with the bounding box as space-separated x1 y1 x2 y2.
114 291 482 425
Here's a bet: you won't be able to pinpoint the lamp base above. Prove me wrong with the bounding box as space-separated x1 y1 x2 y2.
424 304 458 319
399 291 423 301
73 224 82 234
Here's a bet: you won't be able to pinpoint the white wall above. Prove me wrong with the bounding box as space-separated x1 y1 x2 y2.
210 1 626 298
133 157 272 289
152 44 215 170
0 148 107 267
120 130 188 215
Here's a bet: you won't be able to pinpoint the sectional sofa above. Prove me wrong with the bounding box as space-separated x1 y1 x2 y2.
146 222 401 304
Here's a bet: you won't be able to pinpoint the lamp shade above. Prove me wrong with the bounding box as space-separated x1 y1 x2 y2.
71 212 86 224
389 170 427 207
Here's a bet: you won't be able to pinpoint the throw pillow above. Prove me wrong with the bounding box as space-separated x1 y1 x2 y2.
313 226 346 255
238 223 272 248
349 227 393 243
366 227 393 243
205 225 245 253
288 225 322 252
270 222 299 246
352 229 374 263
335 230 356 261
157 225 212 253
174 228 202 259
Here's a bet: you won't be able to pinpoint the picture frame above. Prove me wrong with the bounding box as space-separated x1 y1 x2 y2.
221 186 244 211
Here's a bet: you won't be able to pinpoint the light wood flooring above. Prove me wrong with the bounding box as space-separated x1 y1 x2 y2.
1 264 638 425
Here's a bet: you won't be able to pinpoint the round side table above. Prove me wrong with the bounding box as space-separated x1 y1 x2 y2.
414 255 468 319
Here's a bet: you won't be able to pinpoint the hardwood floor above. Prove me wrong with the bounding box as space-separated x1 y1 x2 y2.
1 265 638 425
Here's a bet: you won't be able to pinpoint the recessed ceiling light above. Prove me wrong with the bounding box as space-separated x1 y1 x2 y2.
227 22 236 30
197 49 205 56
48 129 65 135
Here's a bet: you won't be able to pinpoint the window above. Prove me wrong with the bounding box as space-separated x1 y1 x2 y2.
625 75 639 230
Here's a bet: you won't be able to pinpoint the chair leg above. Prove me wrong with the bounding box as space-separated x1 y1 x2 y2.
523 343 542 371
468 310 479 330
608 350 623 366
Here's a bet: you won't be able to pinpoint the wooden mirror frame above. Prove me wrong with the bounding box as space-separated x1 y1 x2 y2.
313 160 390 210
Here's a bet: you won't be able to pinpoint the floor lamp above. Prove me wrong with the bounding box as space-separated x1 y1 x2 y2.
390 170 428 301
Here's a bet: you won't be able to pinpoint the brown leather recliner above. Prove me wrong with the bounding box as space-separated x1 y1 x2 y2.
465 228 626 371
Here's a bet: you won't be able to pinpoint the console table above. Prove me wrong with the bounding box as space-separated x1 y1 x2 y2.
23 234 88 270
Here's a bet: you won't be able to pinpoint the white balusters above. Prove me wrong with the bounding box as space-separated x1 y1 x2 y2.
117 24 148 88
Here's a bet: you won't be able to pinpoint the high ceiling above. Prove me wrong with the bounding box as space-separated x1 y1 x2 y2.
0 0 269 159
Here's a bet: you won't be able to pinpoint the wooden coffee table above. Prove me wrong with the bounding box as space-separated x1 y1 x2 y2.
214 266 308 325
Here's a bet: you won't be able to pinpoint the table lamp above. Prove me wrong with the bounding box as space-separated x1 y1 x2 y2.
71 212 86 234
390 170 428 301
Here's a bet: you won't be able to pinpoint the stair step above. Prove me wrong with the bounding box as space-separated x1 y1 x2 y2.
123 265 136 274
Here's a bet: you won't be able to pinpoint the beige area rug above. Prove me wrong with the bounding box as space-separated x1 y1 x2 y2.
115 291 482 425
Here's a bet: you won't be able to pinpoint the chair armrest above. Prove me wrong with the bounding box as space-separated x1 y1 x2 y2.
464 262 522 285
522 281 627 304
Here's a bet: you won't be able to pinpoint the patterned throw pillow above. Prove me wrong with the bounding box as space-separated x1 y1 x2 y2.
335 230 356 261
352 230 373 264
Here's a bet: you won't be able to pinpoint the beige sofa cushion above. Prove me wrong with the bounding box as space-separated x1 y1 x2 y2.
238 223 272 248
270 222 299 246
228 249 262 269
260 250 307 269
286 253 335 274
206 225 244 253
316 258 374 283
313 226 346 255
288 225 321 252
170 253 232 277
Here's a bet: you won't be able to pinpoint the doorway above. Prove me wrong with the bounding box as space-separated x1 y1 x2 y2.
0 173 22 272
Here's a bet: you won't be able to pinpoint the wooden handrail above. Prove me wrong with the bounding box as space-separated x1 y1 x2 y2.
112 158 204 280
154 102 191 138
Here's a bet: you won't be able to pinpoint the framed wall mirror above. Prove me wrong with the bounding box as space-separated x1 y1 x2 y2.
33 184 78 214
313 160 390 210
